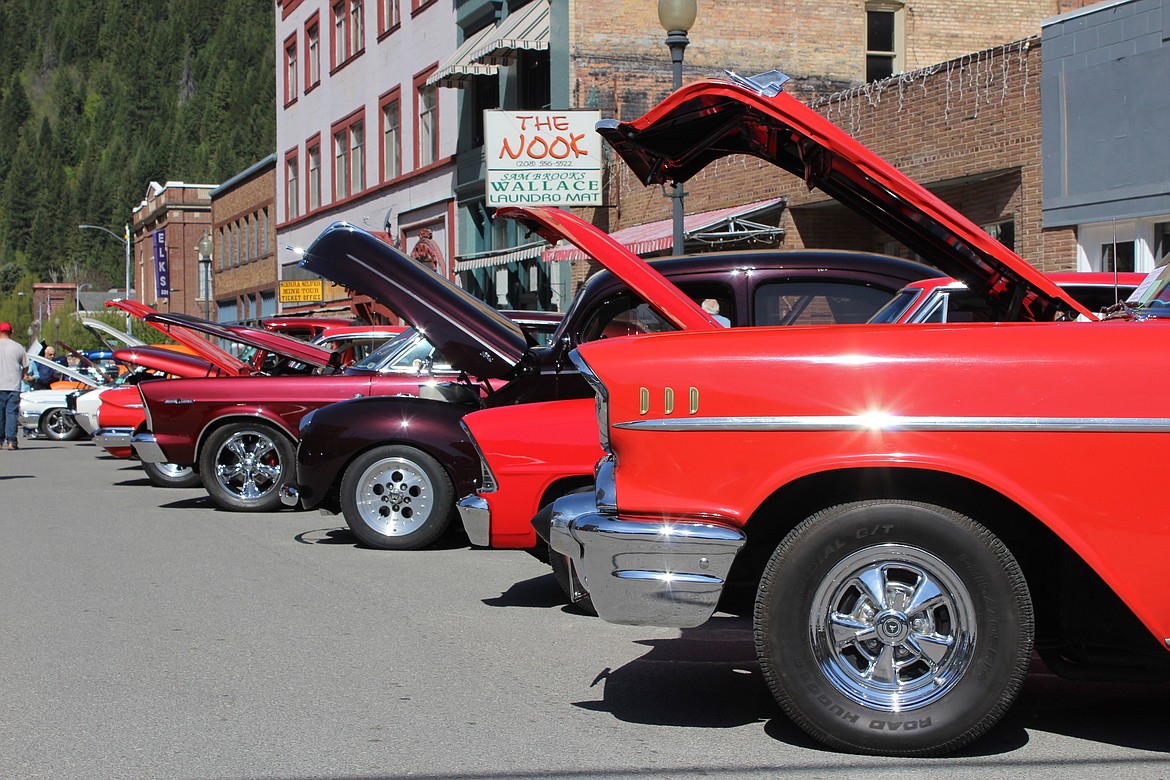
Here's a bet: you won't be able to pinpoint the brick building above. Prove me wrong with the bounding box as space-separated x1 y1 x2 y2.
208 156 277 324
600 38 1078 289
440 0 1096 306
130 181 216 317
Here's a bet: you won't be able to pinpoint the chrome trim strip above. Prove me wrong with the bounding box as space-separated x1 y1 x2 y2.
615 415 1170 433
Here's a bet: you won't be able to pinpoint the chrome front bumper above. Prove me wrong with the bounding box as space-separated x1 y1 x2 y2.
456 495 491 547
17 410 39 428
93 427 133 448
539 491 746 628
131 433 166 463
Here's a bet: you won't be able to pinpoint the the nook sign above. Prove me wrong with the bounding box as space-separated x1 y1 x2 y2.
484 110 602 208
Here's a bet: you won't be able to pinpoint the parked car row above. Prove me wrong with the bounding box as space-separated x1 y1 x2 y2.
45 71 1170 758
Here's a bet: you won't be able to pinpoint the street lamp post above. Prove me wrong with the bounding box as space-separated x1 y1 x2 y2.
79 224 133 335
75 283 92 316
658 0 697 256
196 231 214 320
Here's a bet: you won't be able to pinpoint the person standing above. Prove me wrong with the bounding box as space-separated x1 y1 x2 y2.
0 321 29 450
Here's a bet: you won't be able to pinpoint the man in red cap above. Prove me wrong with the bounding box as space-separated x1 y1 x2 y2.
0 321 29 450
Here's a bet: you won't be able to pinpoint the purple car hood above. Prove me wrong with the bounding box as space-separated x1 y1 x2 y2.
597 71 1092 322
300 222 529 379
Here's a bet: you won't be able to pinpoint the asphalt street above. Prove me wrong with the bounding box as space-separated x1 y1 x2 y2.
2 438 1169 780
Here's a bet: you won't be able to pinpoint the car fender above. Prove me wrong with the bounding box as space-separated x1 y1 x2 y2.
295 395 481 511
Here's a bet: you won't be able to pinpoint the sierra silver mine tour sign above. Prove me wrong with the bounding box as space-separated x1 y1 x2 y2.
484 110 603 208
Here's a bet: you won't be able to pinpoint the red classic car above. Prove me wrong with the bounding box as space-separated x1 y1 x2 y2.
286 208 939 550
459 273 1144 560
535 72 1170 756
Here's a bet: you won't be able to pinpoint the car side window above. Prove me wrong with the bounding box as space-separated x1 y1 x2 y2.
576 283 736 344
578 293 675 343
755 281 896 325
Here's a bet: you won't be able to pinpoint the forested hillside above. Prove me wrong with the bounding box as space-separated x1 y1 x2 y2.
0 0 275 292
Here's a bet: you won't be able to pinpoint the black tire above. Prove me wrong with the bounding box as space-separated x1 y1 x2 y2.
141 461 202 488
41 409 81 441
549 550 597 616
340 445 453 550
754 500 1033 757
198 422 295 512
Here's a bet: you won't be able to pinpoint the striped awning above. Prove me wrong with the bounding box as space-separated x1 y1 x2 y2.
470 0 550 67
542 197 786 263
454 241 548 272
427 23 501 89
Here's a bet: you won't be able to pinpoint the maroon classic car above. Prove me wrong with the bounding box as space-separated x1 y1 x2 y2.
132 289 559 513
284 206 940 550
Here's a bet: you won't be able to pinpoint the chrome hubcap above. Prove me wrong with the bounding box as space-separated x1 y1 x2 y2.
810 544 976 711
213 431 282 500
354 457 434 537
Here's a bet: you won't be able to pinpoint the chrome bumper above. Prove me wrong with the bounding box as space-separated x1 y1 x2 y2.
131 433 166 463
456 495 491 547
279 483 301 508
540 491 746 628
93 427 134 448
17 410 39 428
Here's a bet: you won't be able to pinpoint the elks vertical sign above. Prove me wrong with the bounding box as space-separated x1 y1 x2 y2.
152 229 170 299
484 110 602 208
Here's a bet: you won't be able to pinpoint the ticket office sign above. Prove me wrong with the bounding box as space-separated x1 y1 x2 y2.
279 279 324 303
484 110 602 208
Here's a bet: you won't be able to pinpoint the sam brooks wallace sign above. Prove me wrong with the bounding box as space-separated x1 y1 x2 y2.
484 110 602 208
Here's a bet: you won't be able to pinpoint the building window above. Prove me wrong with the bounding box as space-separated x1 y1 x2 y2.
217 230 225 271
379 0 400 34
380 90 401 181
334 129 348 199
283 34 298 104
865 3 903 83
262 208 269 253
306 17 321 89
285 153 299 220
350 0 365 55
983 220 1015 252
415 70 438 168
1155 221 1170 267
350 120 365 194
332 2 348 66
307 141 321 211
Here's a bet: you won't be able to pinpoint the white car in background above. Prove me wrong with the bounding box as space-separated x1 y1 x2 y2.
18 355 107 441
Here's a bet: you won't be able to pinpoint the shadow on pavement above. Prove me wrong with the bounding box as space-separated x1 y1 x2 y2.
570 615 1170 757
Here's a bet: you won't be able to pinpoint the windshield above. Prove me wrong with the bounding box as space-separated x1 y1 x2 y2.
350 329 421 371
1126 266 1170 309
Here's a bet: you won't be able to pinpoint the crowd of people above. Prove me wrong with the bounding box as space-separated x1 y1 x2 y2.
0 322 75 450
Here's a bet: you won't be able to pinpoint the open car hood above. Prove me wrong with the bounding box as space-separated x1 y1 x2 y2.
300 222 529 379
142 313 336 371
494 206 724 331
597 71 1092 322
105 300 252 375
112 346 224 379
27 354 103 388
80 318 146 350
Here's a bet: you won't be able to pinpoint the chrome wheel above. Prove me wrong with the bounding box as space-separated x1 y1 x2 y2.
353 456 435 537
42 409 81 441
211 429 283 500
810 544 976 712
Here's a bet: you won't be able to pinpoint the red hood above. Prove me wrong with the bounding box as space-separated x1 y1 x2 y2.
494 206 723 332
106 300 252 375
112 346 226 378
597 72 1092 323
